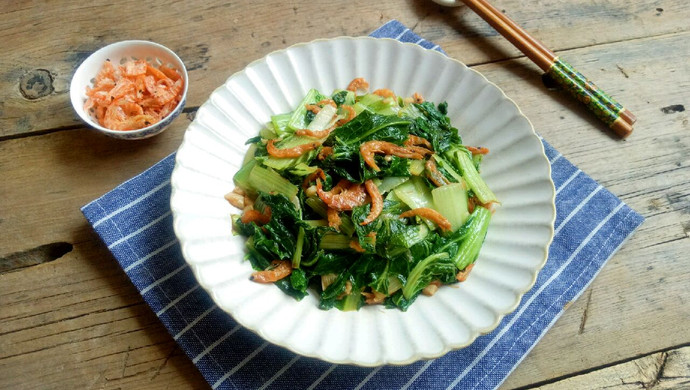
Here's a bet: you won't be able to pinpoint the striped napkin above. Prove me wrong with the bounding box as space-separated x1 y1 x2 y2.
81 20 644 390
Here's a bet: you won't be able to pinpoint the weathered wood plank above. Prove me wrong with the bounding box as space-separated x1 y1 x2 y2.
1 5 689 390
528 346 690 389
1 0 688 137
0 237 207 389
1 32 688 389
498 30 690 389
0 117 191 256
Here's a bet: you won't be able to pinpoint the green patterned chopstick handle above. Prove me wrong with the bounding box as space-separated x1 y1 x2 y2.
546 57 635 137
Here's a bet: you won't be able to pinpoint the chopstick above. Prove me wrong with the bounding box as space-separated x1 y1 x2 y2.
461 0 636 138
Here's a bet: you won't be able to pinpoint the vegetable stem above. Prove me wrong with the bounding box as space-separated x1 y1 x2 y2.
432 183 470 231
247 165 299 207
287 88 325 132
319 233 352 250
452 206 492 270
402 252 450 299
292 226 305 268
447 148 498 204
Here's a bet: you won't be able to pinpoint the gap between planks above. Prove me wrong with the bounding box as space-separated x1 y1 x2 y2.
512 342 690 389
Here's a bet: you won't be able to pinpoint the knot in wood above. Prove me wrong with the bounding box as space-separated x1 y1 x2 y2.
19 69 54 100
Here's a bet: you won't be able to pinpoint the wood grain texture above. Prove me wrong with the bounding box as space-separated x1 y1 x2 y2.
0 237 206 389
1 0 688 137
496 32 690 388
531 346 690 389
1 0 689 389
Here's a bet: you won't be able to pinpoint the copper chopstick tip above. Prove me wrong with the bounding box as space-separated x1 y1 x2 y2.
611 116 634 139
620 108 637 126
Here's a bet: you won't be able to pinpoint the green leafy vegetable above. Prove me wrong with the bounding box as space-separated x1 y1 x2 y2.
332 110 410 146
287 88 328 132
402 252 453 299
229 82 499 311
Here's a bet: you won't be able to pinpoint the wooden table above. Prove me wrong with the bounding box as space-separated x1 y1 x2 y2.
2 1 689 388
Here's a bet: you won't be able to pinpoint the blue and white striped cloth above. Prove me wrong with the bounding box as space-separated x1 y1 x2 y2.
82 20 644 390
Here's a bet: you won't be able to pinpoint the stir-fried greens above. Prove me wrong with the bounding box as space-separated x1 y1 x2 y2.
224 78 499 311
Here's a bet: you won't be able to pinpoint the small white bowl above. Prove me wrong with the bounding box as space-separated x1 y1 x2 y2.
70 40 188 140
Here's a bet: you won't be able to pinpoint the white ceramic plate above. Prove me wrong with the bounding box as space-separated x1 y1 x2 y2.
170 37 556 366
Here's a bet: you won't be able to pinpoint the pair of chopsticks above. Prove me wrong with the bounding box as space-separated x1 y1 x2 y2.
461 0 636 138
